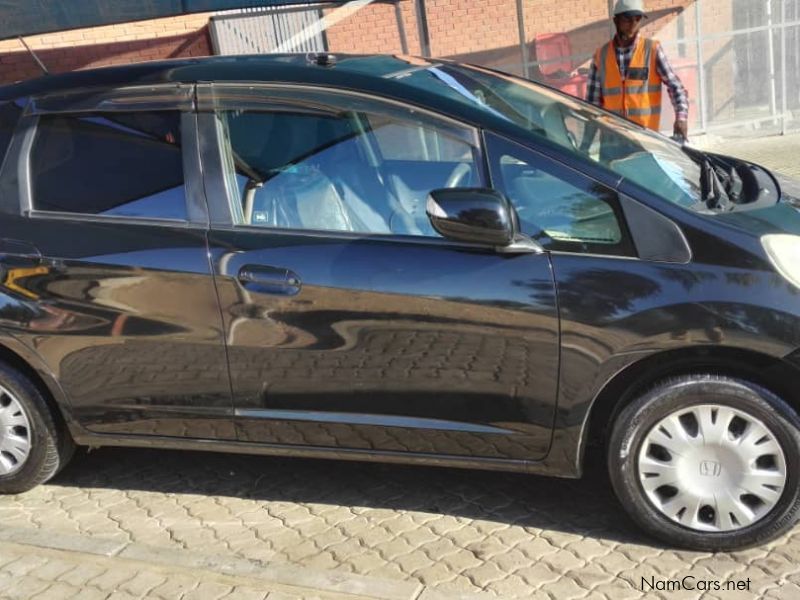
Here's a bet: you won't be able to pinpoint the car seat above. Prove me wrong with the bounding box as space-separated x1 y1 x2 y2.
314 117 429 235
239 114 364 232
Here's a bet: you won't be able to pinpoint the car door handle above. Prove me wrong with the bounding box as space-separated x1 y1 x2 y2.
237 265 301 296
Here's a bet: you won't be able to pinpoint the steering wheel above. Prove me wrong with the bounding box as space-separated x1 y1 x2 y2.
445 163 473 188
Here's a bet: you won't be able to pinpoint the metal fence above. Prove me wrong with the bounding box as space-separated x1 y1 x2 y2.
495 0 800 136
638 0 800 136
210 4 327 55
209 0 800 138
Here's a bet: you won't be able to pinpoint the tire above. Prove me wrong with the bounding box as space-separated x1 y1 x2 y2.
608 375 800 551
0 363 75 494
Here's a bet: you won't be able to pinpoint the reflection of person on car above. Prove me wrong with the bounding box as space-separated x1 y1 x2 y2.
586 0 689 140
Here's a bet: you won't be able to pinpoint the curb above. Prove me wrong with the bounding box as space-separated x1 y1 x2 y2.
0 525 496 600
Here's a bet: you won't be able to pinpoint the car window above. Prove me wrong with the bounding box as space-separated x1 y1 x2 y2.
394 63 704 211
30 112 186 220
369 118 471 162
487 133 635 257
216 107 483 237
0 101 22 172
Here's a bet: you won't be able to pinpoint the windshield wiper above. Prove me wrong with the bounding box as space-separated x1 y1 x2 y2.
684 148 734 211
706 153 745 203
701 156 734 210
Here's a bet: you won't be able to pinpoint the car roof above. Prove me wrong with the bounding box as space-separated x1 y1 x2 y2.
0 53 620 186
0 54 520 131
0 54 412 95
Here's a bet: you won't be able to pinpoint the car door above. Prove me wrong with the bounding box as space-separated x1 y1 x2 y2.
483 131 648 443
198 84 559 461
0 86 234 440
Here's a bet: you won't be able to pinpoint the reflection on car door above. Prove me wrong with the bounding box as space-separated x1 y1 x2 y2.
199 86 560 461
0 102 234 440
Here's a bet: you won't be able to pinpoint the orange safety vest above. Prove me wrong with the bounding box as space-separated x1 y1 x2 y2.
595 36 663 130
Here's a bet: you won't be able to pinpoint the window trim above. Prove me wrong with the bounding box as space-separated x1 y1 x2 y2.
200 83 488 238
197 83 476 133
0 101 23 177
198 218 523 254
12 113 37 217
24 210 195 228
28 84 195 115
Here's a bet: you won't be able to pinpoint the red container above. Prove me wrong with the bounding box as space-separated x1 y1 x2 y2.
534 33 588 99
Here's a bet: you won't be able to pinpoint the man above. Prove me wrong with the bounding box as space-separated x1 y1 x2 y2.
586 0 689 139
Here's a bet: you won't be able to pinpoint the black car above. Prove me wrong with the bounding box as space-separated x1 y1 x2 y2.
0 54 798 551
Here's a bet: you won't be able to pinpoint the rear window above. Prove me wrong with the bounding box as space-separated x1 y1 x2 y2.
30 111 186 220
0 101 22 170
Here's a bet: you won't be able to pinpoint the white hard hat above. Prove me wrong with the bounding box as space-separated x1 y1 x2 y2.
613 0 647 17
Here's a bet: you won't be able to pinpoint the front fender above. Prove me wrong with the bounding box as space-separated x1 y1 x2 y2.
535 253 800 478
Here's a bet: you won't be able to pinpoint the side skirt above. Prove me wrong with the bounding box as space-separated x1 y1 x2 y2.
71 432 580 478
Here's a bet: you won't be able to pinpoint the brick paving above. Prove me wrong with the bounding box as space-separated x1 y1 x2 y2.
0 447 798 599
707 132 800 179
0 534 390 600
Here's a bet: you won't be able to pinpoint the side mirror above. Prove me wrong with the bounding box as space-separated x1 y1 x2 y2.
426 188 542 253
426 188 515 246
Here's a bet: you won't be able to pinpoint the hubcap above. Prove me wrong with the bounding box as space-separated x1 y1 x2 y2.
637 404 787 532
0 385 32 476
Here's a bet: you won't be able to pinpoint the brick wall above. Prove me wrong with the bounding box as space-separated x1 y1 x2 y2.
0 0 733 130
0 2 713 84
324 1 421 55
322 0 732 131
523 0 611 65
0 13 211 85
323 1 705 69
426 0 520 59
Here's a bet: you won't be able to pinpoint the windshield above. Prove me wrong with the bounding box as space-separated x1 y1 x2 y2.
389 62 706 211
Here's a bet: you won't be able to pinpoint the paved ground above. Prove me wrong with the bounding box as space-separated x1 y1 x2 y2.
706 132 800 179
1 132 800 600
1 447 799 599
0 530 400 600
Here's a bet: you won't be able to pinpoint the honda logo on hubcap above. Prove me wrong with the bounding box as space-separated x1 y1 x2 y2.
699 460 722 477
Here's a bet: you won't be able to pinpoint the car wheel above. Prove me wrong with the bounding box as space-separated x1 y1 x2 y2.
608 375 800 551
0 363 74 494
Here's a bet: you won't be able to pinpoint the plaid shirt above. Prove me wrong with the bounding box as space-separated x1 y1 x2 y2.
586 36 689 121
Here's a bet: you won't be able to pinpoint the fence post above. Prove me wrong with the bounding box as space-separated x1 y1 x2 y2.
394 0 408 54
781 0 788 134
413 0 431 57
516 0 528 77
695 0 708 134
767 0 779 127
